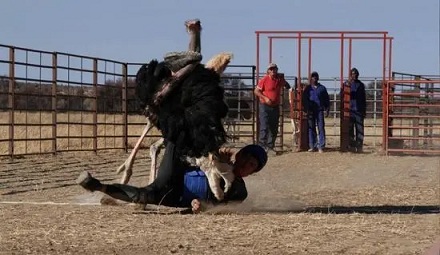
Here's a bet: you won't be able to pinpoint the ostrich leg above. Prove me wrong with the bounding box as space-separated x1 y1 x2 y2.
288 88 300 148
148 137 165 184
116 119 154 184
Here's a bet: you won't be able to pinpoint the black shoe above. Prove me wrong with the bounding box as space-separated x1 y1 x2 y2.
76 171 102 192
267 149 278 156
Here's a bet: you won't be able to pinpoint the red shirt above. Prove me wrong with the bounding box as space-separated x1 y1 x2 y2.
257 75 287 106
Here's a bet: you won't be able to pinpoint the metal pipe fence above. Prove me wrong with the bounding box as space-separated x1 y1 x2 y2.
0 44 417 157
0 44 258 157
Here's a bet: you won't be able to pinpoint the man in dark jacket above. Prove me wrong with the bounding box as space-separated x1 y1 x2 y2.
302 71 330 153
347 68 367 152
76 143 267 214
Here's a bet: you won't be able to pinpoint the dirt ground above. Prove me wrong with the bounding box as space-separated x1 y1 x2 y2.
0 147 439 255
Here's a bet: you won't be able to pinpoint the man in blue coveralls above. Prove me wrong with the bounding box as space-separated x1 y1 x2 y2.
302 71 330 153
347 68 367 153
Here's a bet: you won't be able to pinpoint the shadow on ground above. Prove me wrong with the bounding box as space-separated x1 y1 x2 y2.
304 205 440 214
131 205 440 215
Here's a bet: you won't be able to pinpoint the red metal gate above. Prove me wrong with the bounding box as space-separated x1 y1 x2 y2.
384 78 440 155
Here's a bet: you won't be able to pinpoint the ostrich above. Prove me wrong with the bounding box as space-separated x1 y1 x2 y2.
116 52 236 201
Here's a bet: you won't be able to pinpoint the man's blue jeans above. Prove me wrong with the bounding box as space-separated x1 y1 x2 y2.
307 111 326 150
258 103 280 150
349 112 364 149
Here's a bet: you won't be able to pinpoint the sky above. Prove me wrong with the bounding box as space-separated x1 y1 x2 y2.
1 0 439 82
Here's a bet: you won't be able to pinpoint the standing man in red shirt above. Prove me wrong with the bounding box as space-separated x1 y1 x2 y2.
254 63 290 155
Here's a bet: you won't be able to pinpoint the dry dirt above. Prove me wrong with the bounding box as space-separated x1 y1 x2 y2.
0 147 439 255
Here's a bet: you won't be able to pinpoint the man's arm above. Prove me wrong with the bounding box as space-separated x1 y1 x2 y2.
218 147 236 163
322 86 331 117
254 85 271 105
191 178 247 214
223 178 248 201
283 78 291 89
322 87 330 109
359 82 367 117
302 85 310 113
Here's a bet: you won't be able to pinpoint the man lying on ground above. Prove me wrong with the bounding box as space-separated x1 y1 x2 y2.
76 143 267 213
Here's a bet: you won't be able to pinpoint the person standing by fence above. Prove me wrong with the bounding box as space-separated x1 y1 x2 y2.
346 67 367 153
302 71 330 153
254 63 290 155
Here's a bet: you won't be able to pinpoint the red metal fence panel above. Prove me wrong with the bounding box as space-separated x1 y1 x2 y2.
384 76 440 155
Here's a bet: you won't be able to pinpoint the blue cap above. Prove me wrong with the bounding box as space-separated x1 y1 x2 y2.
237 144 268 172
351 68 359 75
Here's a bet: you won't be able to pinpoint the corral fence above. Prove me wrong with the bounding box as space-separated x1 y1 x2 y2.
384 72 440 155
0 44 258 157
1 44 434 157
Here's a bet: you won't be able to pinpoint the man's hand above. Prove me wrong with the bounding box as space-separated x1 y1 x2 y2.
191 199 202 214
263 97 273 105
325 110 330 118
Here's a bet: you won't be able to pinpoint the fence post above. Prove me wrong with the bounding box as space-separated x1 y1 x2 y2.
122 63 128 153
340 80 351 152
93 59 98 153
383 80 388 154
8 47 15 158
412 76 421 148
373 78 377 147
333 78 337 138
252 65 256 144
51 52 58 154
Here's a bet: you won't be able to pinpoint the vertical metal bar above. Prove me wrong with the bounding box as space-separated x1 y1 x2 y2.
308 37 312 79
67 56 71 151
298 33 301 88
80 57 84 151
255 33 260 145
383 81 389 154
412 76 420 149
340 33 345 90
340 33 349 151
8 47 15 158
122 63 128 153
382 33 387 82
333 78 337 137
39 52 43 154
297 33 306 151
256 33 260 83
382 34 388 149
373 78 377 147
25 50 28 154
252 65 256 144
388 38 393 80
269 37 282 150
348 38 352 71
269 37 273 63
93 59 98 153
279 73 284 150
51 52 57 154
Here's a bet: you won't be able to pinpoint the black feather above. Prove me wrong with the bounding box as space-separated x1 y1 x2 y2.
136 60 228 158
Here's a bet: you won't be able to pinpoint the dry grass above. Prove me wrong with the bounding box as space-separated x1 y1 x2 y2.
1 110 438 156
0 149 438 254
0 111 162 155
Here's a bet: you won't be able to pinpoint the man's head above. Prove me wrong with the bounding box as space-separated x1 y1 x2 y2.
310 71 319 84
350 68 359 80
267 63 278 76
234 144 268 177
